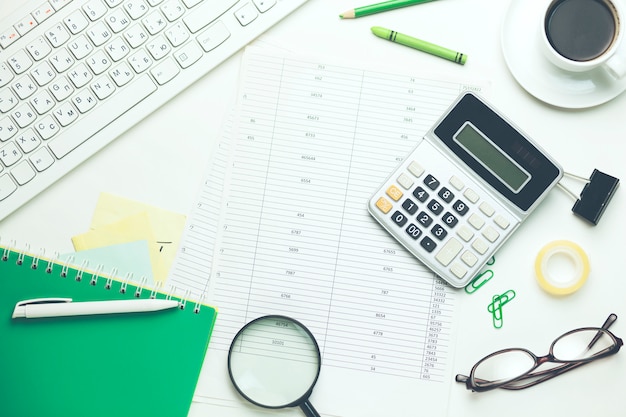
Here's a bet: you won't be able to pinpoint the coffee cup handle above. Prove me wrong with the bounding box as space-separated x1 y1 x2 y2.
605 52 626 79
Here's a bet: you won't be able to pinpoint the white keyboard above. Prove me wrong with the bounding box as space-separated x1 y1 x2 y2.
0 0 308 220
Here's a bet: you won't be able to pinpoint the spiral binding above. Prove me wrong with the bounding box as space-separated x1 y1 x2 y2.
0 240 207 314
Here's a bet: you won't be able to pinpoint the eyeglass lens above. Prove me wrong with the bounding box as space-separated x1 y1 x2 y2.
552 328 615 360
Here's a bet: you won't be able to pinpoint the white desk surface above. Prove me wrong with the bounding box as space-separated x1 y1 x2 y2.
1 0 624 415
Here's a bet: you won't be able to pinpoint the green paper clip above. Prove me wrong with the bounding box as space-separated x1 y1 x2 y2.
464 269 494 294
488 289 516 329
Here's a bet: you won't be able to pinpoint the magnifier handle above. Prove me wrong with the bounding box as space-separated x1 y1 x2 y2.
300 400 321 417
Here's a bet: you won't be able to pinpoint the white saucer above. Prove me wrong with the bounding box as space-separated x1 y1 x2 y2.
501 0 626 108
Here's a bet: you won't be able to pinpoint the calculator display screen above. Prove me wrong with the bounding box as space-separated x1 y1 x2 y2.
454 123 530 192
432 93 562 212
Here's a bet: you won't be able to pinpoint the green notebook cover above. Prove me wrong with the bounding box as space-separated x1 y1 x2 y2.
0 245 217 417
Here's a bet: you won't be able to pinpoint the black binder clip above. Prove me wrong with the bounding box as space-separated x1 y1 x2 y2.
561 169 620 225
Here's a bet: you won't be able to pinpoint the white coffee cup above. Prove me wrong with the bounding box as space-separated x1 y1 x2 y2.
540 0 626 78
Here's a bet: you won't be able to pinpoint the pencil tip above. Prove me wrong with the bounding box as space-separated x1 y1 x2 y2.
339 10 355 19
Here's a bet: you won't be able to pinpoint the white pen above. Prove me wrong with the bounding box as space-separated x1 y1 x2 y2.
12 298 180 319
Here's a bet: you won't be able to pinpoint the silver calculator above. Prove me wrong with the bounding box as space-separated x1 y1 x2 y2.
368 92 563 288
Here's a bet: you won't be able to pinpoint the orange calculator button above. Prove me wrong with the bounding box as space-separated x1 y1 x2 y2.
375 197 393 214
385 185 403 201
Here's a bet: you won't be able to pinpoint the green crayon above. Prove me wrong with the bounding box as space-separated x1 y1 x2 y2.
371 26 467 65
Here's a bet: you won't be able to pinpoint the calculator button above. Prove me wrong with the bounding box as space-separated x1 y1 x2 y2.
397 173 414 189
452 200 469 216
461 250 478 267
406 223 422 239
412 186 429 202
479 201 495 217
494 214 510 229
441 212 458 228
482 226 500 243
391 211 408 227
471 237 489 255
386 185 403 201
449 175 464 190
420 236 437 253
431 224 447 240
375 197 393 214
438 187 455 203
417 211 433 227
402 198 418 215
408 161 425 177
424 174 440 190
468 213 485 230
456 225 474 242
450 262 468 279
463 188 480 203
427 199 444 215
435 237 462 266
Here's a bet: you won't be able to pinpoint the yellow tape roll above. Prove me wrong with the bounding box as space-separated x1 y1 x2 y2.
534 240 590 295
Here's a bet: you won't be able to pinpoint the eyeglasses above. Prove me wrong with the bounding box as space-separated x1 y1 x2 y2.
456 313 623 392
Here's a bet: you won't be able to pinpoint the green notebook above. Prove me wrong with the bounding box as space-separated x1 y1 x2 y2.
0 245 217 417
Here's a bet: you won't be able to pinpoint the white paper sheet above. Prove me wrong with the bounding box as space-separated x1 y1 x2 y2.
169 48 488 417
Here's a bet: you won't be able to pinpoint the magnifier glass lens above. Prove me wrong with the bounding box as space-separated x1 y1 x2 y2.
228 316 321 408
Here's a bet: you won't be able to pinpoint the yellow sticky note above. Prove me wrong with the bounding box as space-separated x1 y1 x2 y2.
73 193 187 283
72 211 160 279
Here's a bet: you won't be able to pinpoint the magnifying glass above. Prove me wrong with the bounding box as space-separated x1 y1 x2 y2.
228 315 322 417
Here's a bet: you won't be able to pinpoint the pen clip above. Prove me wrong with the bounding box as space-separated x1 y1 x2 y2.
15 298 72 307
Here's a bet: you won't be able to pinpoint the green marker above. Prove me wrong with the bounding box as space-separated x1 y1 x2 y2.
371 26 467 65
340 0 437 19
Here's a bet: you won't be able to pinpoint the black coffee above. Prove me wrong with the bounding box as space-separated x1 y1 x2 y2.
545 0 617 61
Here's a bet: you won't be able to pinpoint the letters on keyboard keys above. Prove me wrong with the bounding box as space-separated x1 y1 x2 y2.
0 0 310 219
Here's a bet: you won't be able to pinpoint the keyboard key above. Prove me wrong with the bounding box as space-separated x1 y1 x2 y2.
11 160 36 185
32 3 56 24
15 129 41 152
420 236 437 253
494 214 510 229
482 226 500 243
385 184 403 201
456 225 473 242
438 187 454 203
407 161 424 177
431 224 447 240
197 21 231 52
460 250 478 267
151 57 179 84
391 211 407 227
0 142 22 166
468 213 485 230
0 174 18 200
450 262 467 279
253 0 277 13
417 211 433 227
396 173 413 189
435 238 462 266
0 62 15 88
35 116 59 139
64 9 90 34
30 147 55 171
463 187 480 203
452 199 469 215
8 50 33 74
401 198 418 215
173 42 203 68
441 212 458 228
15 14 39 36
235 3 259 26
471 238 489 255
412 186 429 202
48 75 157 158
424 174 440 190
375 197 392 214
183 0 239 33
405 223 422 240
427 199 443 215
